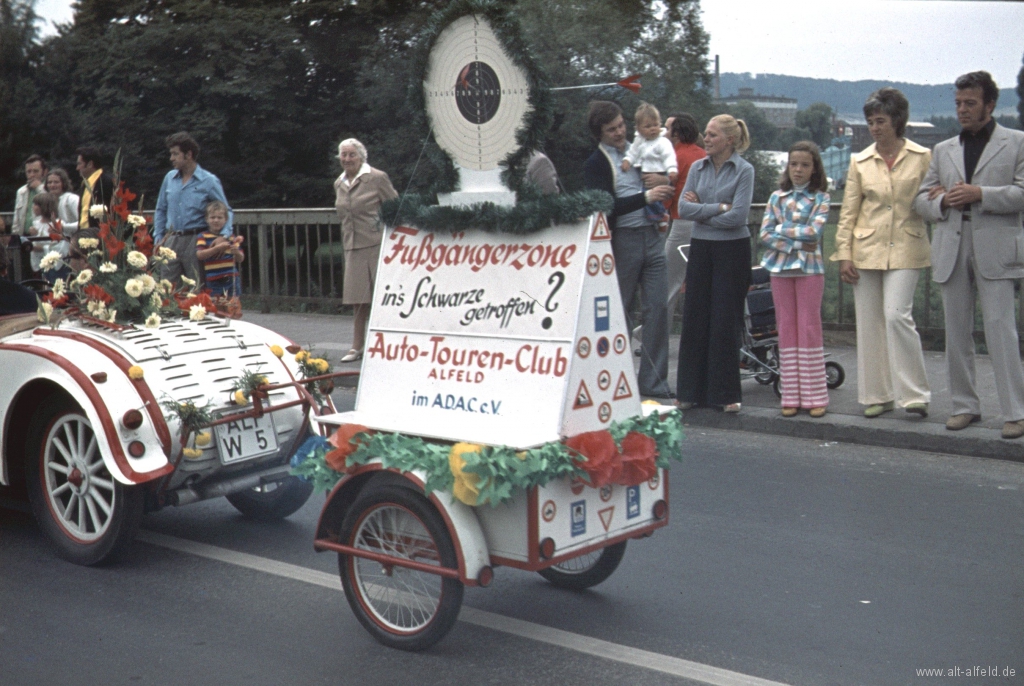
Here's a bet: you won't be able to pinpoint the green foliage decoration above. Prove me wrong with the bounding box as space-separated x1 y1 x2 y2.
291 410 684 506
380 188 612 235
161 397 214 437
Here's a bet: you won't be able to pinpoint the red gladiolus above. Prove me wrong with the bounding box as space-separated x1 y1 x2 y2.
617 432 658 486
83 284 114 304
565 430 620 488
324 424 373 472
134 228 153 257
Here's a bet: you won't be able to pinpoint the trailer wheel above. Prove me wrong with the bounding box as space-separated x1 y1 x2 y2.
26 398 143 566
226 476 313 521
538 540 627 590
338 485 463 651
825 361 846 389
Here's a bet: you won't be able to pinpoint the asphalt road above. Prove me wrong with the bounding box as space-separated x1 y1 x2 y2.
2 413 1022 685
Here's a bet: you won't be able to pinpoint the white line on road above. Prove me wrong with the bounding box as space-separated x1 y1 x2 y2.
136 530 791 686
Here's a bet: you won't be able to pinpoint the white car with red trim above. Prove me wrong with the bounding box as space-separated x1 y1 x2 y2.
0 311 327 565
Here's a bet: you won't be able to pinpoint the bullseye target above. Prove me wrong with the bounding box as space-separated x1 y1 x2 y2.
423 15 532 171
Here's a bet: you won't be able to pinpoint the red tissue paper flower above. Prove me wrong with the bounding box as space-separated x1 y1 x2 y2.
616 431 658 486
565 430 621 488
324 424 373 472
83 284 115 304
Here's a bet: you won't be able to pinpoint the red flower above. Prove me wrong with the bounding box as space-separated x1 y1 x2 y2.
133 227 153 257
616 432 658 486
43 293 68 307
178 292 217 314
83 284 114 304
565 430 620 488
324 424 373 472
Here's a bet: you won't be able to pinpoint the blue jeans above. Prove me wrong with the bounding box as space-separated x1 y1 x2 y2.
612 224 672 397
207 274 241 297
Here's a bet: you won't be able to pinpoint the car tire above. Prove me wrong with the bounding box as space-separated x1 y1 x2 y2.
338 484 463 651
26 397 143 566
226 476 314 521
538 540 627 590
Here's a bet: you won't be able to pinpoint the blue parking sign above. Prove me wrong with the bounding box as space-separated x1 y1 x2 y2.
594 296 610 332
626 486 640 519
571 500 586 536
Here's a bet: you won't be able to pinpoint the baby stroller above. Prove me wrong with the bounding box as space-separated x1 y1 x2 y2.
742 265 845 397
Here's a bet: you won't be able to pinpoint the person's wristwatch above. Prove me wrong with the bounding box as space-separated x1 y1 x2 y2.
718 202 728 213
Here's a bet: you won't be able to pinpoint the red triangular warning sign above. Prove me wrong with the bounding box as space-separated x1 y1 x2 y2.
598 506 614 531
573 380 594 409
613 372 633 400
591 214 610 241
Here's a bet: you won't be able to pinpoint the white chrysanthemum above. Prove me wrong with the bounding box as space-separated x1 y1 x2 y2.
144 313 161 329
99 262 117 273
127 251 148 269
127 214 147 228
189 304 206 321
150 292 163 308
51 279 66 298
89 204 106 218
139 274 157 294
159 279 174 294
39 251 62 272
158 246 177 260
77 237 99 250
86 300 105 316
75 269 93 285
106 309 117 323
125 278 144 298
38 302 53 323
181 275 196 288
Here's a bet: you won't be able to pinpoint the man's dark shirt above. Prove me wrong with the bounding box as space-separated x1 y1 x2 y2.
0 277 38 315
960 117 995 184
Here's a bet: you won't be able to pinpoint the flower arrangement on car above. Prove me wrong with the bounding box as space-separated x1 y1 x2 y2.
35 173 220 328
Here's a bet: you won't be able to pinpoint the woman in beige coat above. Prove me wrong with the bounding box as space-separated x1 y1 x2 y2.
334 138 398 362
831 88 932 418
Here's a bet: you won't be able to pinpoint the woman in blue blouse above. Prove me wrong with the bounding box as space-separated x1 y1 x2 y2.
759 141 831 417
676 114 755 412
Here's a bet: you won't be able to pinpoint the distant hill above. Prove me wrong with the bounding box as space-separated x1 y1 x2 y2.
718 73 1020 120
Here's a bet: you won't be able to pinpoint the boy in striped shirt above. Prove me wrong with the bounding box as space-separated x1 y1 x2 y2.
195 201 243 297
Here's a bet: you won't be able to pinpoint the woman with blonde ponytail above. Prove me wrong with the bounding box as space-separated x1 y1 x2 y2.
675 114 756 413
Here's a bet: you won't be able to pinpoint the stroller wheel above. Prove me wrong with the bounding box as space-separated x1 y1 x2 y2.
772 375 782 398
825 361 846 389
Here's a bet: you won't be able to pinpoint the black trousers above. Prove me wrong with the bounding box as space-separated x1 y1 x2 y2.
676 237 751 406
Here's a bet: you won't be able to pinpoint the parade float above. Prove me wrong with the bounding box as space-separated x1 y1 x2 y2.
294 1 683 651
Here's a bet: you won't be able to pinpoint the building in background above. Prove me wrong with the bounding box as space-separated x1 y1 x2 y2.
715 87 798 129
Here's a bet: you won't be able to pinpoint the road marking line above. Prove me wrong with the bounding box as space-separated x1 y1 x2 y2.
136 530 791 686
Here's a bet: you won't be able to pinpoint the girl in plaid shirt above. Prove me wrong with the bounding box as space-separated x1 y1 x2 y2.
759 141 831 417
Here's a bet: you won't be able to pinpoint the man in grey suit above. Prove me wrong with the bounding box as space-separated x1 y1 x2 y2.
914 71 1024 438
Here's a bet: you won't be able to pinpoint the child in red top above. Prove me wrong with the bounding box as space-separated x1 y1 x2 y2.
195 201 243 297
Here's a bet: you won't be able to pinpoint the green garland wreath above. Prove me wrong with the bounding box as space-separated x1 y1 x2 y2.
291 410 684 506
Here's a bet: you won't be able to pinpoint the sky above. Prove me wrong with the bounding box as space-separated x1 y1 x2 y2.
32 0 1024 88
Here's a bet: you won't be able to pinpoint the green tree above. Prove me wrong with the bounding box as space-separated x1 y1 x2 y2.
1017 52 1023 129
0 0 40 207
725 100 779 151
795 102 833 148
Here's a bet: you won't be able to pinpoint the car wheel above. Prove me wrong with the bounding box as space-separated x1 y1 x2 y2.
26 397 143 565
338 485 463 651
538 540 627 590
226 476 314 521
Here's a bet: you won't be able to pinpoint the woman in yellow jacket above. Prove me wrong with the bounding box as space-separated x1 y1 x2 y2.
831 88 932 418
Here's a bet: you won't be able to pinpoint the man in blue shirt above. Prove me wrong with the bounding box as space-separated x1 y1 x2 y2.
154 132 233 285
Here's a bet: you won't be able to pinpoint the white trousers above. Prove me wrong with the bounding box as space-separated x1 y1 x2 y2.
852 268 931 406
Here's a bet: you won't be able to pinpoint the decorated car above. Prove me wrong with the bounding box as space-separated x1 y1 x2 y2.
0 173 347 566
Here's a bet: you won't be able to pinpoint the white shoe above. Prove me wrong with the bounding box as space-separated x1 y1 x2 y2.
340 349 363 363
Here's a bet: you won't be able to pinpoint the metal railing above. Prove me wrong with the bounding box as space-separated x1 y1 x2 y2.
5 206 1024 346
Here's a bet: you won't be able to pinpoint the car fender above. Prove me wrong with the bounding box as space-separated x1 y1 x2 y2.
316 464 491 585
0 341 172 486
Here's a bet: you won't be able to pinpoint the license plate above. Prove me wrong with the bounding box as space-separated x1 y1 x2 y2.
215 412 279 464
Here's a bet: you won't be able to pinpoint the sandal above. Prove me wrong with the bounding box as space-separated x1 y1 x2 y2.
723 403 741 413
781 407 798 417
808 407 827 418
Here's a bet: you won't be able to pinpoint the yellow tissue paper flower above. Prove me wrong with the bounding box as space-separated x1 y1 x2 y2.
183 447 203 459
128 365 145 380
449 442 484 506
269 345 284 358
233 390 248 405
194 432 212 447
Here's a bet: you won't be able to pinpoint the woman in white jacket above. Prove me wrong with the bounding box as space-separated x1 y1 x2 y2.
45 168 80 237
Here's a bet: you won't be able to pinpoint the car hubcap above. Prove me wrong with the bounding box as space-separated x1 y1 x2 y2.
43 414 116 542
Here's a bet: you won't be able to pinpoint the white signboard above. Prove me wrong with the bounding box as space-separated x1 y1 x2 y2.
322 214 642 449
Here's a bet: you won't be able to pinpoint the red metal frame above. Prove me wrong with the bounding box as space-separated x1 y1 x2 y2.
0 342 174 483
313 539 460 579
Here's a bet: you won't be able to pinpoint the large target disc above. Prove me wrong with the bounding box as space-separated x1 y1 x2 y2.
423 15 532 171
